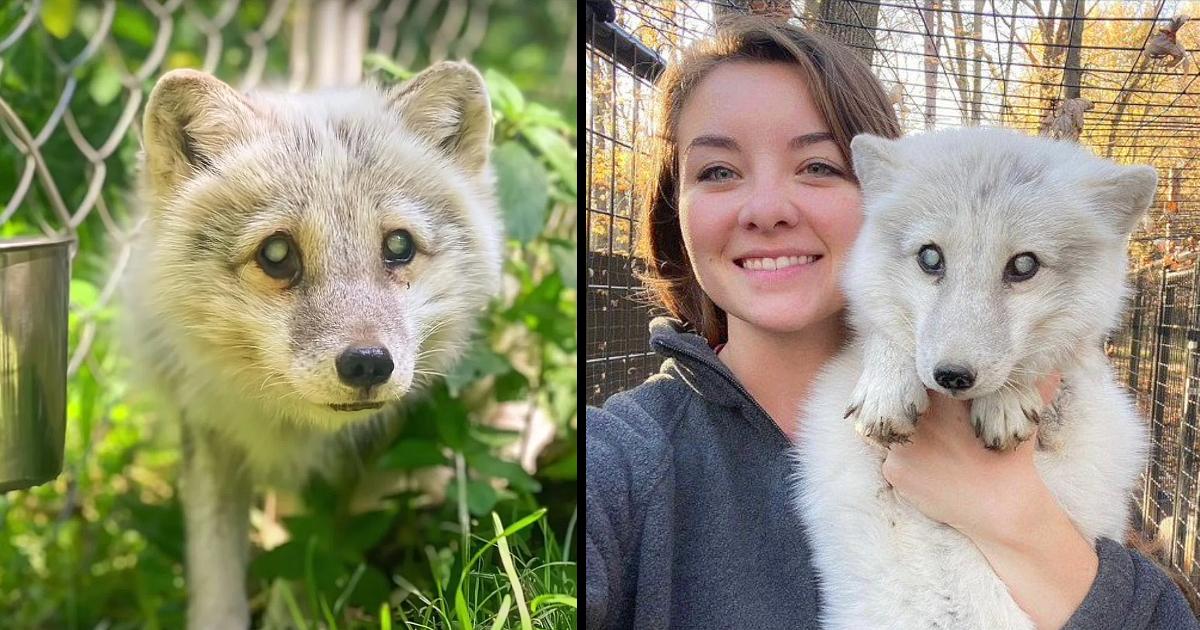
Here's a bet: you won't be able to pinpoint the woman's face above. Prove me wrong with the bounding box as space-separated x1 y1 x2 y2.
676 61 863 337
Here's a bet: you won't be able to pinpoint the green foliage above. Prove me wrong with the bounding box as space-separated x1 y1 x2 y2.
494 142 550 243
0 2 576 627
363 0 575 123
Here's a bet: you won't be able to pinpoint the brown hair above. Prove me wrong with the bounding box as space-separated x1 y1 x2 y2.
635 16 902 347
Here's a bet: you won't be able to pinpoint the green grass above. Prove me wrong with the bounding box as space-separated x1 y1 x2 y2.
259 506 576 630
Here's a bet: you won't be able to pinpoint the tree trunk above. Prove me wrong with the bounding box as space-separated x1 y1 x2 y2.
946 0 970 125
716 0 794 28
1105 75 1144 158
1062 0 1084 99
971 0 984 124
807 0 881 67
922 0 941 130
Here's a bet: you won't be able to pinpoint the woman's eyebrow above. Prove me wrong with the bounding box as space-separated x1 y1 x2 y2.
789 132 835 150
683 134 739 160
681 131 836 162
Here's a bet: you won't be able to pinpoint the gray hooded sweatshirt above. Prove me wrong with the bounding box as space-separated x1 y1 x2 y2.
586 317 1199 629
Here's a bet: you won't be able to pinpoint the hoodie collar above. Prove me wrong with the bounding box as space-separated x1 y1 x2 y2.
649 317 763 411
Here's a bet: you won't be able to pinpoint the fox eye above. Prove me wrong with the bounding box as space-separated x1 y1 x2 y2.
1005 252 1039 282
917 244 944 275
257 233 302 283
383 229 416 265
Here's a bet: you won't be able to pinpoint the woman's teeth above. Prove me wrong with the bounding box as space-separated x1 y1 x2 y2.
740 255 819 271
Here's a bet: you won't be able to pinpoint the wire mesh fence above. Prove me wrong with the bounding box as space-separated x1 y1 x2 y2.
586 0 1200 600
584 7 668 406
1109 253 1200 599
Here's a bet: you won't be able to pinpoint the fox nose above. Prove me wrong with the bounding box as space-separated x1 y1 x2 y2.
336 347 394 388
933 365 976 392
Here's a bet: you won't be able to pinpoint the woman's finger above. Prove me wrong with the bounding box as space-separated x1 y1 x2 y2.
1037 372 1062 407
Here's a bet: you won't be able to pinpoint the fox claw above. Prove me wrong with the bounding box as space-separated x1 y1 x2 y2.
971 387 1041 451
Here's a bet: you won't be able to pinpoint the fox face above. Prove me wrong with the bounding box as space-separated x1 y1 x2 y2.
137 63 502 428
845 128 1156 398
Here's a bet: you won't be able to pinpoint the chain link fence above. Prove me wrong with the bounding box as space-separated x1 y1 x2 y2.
587 0 1200 601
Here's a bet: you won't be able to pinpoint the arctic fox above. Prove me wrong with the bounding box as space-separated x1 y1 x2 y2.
793 127 1156 629
122 62 502 628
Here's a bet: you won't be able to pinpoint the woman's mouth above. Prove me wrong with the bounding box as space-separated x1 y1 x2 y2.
736 254 822 270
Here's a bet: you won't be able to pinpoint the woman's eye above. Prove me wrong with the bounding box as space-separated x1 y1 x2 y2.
383 229 417 265
698 165 736 182
257 233 302 283
802 162 838 176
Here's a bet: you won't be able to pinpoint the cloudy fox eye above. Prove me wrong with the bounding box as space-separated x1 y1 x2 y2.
257 233 301 283
383 229 416 265
1004 252 1039 282
917 244 944 275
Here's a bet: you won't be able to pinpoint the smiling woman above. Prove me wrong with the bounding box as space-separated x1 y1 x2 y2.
675 62 862 368
636 29 899 351
586 17 904 629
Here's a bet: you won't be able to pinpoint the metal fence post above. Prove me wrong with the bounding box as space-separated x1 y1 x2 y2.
1167 266 1199 568
1146 265 1170 529
293 0 369 90
1180 264 1200 573
1129 276 1146 392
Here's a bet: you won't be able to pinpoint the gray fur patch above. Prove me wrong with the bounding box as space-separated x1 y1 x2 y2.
180 125 214 171
334 122 377 167
190 228 223 257
289 294 322 355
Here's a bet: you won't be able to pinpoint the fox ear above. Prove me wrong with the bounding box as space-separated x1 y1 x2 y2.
386 61 492 174
142 69 257 202
1091 164 1157 235
850 133 900 202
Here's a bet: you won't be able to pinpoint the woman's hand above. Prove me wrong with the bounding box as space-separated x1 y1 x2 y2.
882 374 1101 630
880 375 1060 543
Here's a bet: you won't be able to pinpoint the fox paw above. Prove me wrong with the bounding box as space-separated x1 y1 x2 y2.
970 386 1041 451
845 374 929 447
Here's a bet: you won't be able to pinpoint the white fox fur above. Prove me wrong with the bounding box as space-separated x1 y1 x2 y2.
122 62 502 628
793 127 1157 629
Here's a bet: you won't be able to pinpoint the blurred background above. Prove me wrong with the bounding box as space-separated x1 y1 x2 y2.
0 1 576 628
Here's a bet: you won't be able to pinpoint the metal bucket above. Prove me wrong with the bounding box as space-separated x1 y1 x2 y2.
0 236 71 493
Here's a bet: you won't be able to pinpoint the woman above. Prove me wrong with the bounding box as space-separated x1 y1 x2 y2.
585 16 1198 629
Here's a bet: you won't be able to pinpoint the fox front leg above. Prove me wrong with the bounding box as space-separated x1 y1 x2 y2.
968 381 1042 451
846 335 929 447
181 424 253 629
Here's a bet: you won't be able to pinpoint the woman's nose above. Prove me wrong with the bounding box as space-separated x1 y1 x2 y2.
737 178 801 232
